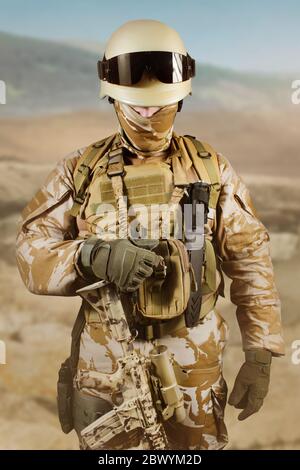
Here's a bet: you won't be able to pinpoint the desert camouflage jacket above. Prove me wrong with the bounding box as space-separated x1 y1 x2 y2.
15 135 285 356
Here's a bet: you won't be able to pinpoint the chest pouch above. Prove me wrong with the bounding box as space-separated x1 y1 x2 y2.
135 238 195 320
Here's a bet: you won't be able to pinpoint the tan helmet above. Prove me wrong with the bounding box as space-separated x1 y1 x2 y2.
98 19 195 107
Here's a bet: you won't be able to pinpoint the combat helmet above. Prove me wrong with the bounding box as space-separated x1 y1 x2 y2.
98 19 196 107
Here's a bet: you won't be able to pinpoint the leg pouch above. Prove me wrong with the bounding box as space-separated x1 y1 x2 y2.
72 388 113 434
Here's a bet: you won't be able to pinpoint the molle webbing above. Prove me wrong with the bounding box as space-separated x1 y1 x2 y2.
68 133 221 219
106 141 127 237
106 136 187 239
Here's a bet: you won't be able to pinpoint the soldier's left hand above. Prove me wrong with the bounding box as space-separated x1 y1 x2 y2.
228 348 272 420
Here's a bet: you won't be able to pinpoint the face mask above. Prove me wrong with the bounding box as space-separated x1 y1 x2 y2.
114 100 178 156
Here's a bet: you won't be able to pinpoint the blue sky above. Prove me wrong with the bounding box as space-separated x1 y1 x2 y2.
0 0 299 72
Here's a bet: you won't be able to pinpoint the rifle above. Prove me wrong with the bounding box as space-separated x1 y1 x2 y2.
76 279 185 450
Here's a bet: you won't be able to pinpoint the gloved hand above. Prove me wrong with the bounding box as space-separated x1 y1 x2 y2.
78 237 163 293
228 348 272 421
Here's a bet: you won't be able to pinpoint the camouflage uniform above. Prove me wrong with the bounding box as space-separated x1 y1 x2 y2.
15 133 284 450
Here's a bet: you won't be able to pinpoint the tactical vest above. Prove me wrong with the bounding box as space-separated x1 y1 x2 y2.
68 131 221 328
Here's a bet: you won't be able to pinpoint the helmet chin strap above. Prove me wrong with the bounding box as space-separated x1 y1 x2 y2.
177 99 183 112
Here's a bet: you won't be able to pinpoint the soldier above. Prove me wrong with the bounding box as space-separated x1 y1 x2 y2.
16 19 284 450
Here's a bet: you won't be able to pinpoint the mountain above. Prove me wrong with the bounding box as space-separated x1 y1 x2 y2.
0 31 293 116
0 32 100 115
192 64 292 110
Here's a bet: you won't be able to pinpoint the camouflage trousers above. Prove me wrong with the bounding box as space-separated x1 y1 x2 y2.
74 307 229 450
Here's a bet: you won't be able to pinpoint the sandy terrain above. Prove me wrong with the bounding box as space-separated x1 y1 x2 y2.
0 107 299 177
0 109 299 450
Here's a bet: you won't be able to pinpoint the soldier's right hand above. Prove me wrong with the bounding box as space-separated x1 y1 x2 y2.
79 237 163 292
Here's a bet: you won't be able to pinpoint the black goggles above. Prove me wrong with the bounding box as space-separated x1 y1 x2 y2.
98 51 196 85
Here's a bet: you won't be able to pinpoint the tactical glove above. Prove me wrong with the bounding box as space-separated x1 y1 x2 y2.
228 348 272 421
78 237 163 293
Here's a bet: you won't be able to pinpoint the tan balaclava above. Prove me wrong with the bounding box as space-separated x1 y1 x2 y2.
114 100 178 158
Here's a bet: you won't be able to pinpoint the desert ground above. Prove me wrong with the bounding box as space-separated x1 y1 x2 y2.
0 108 299 449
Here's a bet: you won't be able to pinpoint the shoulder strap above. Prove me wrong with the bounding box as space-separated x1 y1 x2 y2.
106 141 128 238
181 135 221 209
67 133 117 218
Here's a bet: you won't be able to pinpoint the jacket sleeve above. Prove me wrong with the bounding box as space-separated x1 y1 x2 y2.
215 153 285 356
15 150 88 296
